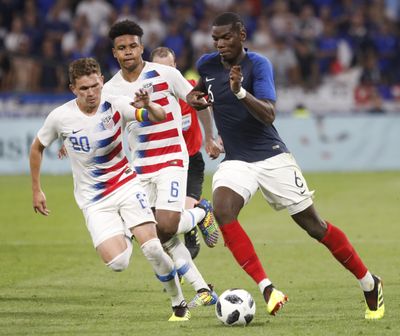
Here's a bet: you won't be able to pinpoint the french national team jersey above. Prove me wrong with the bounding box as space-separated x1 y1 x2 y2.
103 62 191 176
37 95 140 209
197 50 289 163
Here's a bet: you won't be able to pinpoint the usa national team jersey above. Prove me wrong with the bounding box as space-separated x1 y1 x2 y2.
103 62 191 176
197 51 289 162
37 95 140 209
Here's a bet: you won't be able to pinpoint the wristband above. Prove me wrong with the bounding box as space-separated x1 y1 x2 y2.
135 108 149 122
234 87 246 100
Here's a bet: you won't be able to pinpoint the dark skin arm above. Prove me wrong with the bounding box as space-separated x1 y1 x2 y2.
186 66 275 125
229 65 275 125
186 79 211 110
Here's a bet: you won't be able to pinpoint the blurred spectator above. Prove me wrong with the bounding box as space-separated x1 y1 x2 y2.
0 15 8 48
136 6 166 51
270 0 298 39
371 19 398 84
294 37 319 90
354 50 384 111
266 36 299 87
0 0 23 30
316 20 340 75
249 15 273 55
61 14 94 61
116 2 137 22
162 20 186 58
293 103 311 118
204 0 234 12
0 50 10 90
23 7 44 56
367 88 386 114
111 0 139 13
76 0 115 37
4 16 27 53
343 9 372 68
296 4 323 42
359 50 382 86
37 37 66 92
191 17 214 57
385 0 400 22
7 37 39 92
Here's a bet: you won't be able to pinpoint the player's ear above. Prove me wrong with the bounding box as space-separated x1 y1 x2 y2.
112 47 117 58
239 28 246 42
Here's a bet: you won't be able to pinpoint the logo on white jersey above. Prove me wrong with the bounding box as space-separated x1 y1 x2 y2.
102 113 114 130
142 82 154 94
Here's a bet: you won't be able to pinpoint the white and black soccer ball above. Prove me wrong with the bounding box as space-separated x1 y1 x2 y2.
215 288 256 326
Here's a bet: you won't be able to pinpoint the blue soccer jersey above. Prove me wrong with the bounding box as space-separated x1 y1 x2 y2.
197 51 289 162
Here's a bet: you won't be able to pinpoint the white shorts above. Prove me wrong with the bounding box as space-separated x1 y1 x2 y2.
212 153 314 215
139 166 187 212
82 179 155 247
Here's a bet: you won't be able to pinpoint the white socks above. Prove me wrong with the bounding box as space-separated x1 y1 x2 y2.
258 278 273 294
163 235 209 292
141 238 184 306
359 271 375 292
175 208 205 235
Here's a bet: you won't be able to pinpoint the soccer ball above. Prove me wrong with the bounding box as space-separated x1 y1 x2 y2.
215 288 256 326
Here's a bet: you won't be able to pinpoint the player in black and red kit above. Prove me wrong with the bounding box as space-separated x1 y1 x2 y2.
187 12 384 320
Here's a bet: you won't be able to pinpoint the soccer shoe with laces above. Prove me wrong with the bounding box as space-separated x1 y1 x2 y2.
168 301 191 322
187 285 218 308
263 286 288 316
184 226 201 259
364 275 385 320
196 199 219 248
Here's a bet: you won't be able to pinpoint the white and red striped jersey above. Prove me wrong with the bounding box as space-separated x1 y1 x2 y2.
103 62 192 176
37 95 141 209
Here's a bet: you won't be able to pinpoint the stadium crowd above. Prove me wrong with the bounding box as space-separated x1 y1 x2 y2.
0 0 400 113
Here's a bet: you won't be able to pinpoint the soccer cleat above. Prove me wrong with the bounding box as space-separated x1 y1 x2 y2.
196 199 219 248
263 286 288 316
188 285 218 308
364 275 385 320
168 301 191 322
184 226 201 259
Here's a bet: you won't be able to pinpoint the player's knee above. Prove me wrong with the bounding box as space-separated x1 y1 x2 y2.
213 203 237 225
156 221 178 242
106 238 133 272
141 238 164 262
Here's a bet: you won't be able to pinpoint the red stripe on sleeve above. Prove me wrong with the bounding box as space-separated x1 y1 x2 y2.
136 159 184 174
146 128 179 141
153 82 169 92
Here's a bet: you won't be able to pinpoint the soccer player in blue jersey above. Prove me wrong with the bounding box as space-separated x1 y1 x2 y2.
186 12 384 320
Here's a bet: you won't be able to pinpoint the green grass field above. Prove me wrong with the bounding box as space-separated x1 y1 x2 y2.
0 172 399 335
